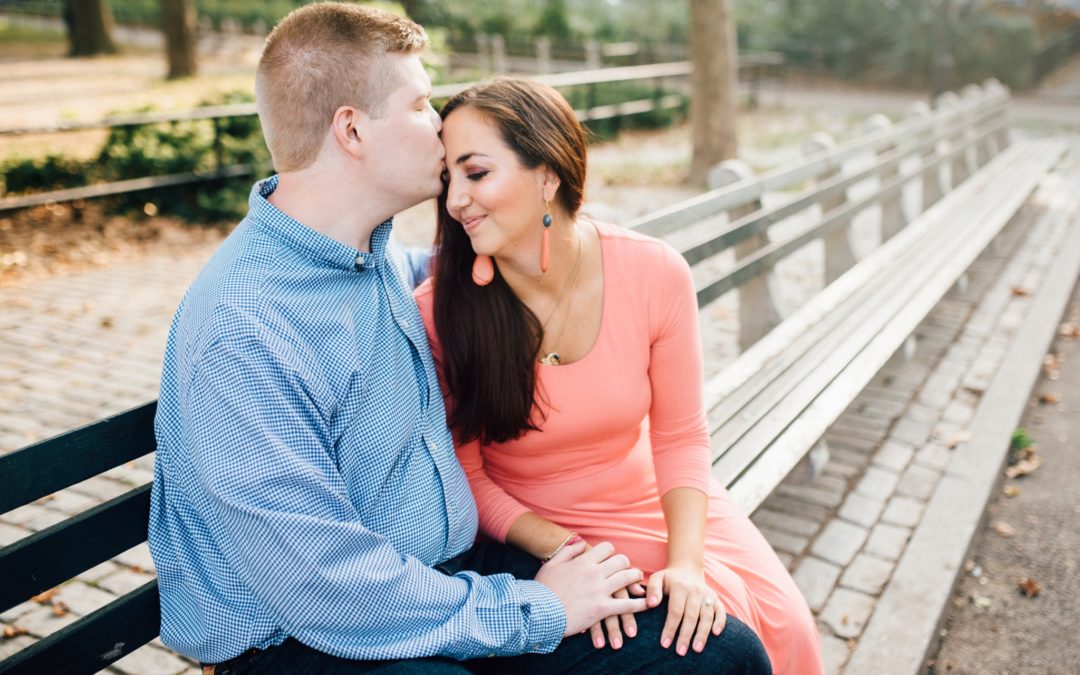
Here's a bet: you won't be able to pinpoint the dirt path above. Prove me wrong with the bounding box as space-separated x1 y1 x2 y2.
929 283 1080 675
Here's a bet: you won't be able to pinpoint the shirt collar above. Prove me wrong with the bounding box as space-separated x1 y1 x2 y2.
247 175 394 272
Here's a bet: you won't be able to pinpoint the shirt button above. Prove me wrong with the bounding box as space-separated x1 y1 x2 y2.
400 318 411 328
354 256 365 269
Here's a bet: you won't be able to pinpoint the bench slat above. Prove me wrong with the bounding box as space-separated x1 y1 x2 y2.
0 581 160 675
712 141 1053 477
706 138 1035 447
0 402 156 514
692 118 1007 308
0 485 151 613
715 141 1067 511
701 132 1031 421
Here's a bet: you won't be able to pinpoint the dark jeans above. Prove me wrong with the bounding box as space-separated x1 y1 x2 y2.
210 543 772 674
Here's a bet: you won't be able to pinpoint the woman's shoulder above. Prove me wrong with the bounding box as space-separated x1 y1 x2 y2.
591 217 689 276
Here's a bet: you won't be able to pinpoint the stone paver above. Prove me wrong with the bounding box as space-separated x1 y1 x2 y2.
792 557 843 612
811 521 869 567
820 589 876 639
839 554 895 596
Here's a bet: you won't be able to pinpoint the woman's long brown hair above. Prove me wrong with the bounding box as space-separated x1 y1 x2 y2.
433 79 588 445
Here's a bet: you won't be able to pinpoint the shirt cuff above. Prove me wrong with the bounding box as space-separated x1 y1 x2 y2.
514 579 566 654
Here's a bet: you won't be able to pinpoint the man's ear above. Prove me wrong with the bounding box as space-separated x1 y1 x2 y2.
330 105 368 160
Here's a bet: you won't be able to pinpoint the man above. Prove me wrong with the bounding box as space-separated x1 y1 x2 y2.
149 4 769 673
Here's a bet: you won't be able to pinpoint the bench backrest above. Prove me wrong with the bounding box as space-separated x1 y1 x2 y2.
628 79 1009 348
0 404 160 673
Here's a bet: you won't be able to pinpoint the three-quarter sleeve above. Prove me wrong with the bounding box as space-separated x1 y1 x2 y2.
647 242 713 497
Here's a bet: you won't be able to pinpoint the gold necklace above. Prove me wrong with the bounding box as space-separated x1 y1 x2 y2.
539 231 583 366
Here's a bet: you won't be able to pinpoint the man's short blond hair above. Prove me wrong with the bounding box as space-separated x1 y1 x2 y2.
256 2 428 172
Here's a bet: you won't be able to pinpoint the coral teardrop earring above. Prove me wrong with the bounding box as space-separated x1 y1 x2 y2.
540 212 553 273
471 254 494 286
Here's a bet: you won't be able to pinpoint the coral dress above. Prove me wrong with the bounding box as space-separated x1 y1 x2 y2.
416 220 823 674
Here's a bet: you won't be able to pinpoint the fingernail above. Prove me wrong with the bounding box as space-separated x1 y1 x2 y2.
594 637 604 649
612 638 622 650
648 595 658 606
694 641 703 652
661 637 671 649
627 626 637 638
677 644 687 656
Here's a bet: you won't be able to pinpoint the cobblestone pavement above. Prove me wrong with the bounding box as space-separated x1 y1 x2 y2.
2 150 1076 672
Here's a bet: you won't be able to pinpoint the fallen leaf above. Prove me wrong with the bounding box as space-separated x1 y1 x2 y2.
52 601 69 617
1010 286 1031 296
1043 354 1061 380
31 588 57 604
972 595 992 608
2 625 29 639
1037 392 1061 405
1059 323 1080 338
1003 485 1021 498
946 430 972 449
992 521 1017 538
1018 577 1042 597
100 317 114 329
1005 454 1044 479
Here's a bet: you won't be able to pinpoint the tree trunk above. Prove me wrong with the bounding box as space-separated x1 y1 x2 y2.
67 0 118 57
689 0 739 186
161 0 198 79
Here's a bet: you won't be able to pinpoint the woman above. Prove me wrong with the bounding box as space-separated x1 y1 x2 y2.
414 79 823 674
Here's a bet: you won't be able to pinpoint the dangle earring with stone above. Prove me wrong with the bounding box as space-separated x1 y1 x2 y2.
540 201 553 274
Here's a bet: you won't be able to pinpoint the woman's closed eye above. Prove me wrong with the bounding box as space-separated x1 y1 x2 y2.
466 170 489 181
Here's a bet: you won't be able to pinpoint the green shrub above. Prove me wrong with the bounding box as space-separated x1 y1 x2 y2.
1 152 92 195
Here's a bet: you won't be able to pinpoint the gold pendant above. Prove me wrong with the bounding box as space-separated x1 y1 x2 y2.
540 352 561 366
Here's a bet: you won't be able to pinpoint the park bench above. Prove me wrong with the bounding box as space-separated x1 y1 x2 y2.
0 79 1066 673
624 79 1066 512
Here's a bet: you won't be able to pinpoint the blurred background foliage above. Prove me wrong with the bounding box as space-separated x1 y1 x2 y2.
4 0 1075 89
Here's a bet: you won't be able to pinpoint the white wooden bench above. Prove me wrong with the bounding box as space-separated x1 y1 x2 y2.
626 80 1067 513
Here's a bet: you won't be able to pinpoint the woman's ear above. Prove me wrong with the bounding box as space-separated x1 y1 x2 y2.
540 166 561 203
330 105 366 160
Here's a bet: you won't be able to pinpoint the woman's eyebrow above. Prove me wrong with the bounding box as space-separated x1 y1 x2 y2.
455 152 490 165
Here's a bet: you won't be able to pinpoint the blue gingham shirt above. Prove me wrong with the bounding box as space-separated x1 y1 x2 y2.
148 176 565 664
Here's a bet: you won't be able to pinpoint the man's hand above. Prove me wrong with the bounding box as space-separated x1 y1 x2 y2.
534 540 648 637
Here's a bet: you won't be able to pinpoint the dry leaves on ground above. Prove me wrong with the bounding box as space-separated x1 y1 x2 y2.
1011 286 1032 297
1059 323 1080 338
30 588 57 604
992 521 1017 538
1037 392 1061 405
2 625 30 639
1003 485 1022 497
1005 447 1044 479
51 601 70 617
1018 577 1043 597
945 430 972 449
1043 354 1061 381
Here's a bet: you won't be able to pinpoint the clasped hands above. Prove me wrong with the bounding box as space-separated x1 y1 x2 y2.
533 540 726 655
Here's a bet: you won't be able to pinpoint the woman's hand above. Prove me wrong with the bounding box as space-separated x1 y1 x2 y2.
646 563 725 655
587 580 645 649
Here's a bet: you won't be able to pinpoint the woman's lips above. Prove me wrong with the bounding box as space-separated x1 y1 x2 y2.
462 215 485 233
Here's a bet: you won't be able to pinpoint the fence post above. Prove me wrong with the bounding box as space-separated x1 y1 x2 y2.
585 40 602 70
491 34 507 74
536 36 552 75
475 33 491 73
708 159 782 351
864 114 906 242
802 132 857 285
